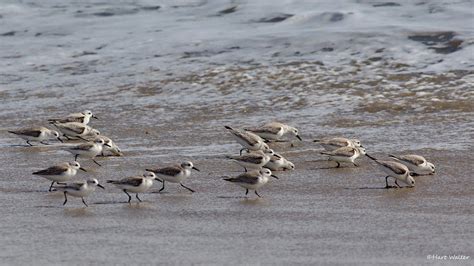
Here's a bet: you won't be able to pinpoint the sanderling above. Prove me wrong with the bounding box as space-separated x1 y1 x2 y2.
313 137 362 151
51 122 100 140
33 161 87 191
389 154 435 175
48 110 98 125
225 126 269 154
8 127 63 146
223 168 278 197
320 146 366 168
264 152 295 171
107 172 158 203
53 178 104 207
95 135 123 157
226 149 276 172
146 161 200 193
245 122 302 142
366 154 415 188
65 138 110 166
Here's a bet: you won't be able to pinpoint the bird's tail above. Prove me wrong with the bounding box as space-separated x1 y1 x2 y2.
222 176 234 182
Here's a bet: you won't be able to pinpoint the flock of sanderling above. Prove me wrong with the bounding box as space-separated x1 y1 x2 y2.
8 110 436 207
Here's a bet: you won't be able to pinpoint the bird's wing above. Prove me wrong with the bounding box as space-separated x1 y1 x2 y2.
377 161 407 175
150 166 182 176
9 129 42 137
321 147 355 157
33 165 68 175
108 177 143 186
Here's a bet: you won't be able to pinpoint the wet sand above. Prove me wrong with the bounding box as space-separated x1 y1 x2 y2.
0 133 472 264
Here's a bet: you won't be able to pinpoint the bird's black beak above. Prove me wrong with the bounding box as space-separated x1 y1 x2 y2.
57 137 64 143
296 135 302 141
92 115 99 120
77 136 89 141
274 153 282 159
80 167 87 172
192 167 200 172
98 184 105 189
271 174 279 179
154 178 163 183
104 143 112 147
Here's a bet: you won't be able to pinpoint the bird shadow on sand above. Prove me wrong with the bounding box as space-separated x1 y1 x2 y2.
310 166 357 170
62 207 94 217
344 186 404 190
217 195 267 205
34 205 66 208
9 144 33 147
217 195 249 199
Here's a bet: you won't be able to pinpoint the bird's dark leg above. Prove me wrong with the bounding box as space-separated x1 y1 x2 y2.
394 180 401 188
353 162 359 167
26 141 33 146
159 181 165 192
81 197 88 207
92 159 102 166
123 190 132 203
49 181 55 192
63 192 68 205
244 167 248 172
74 154 79 161
336 162 341 168
135 193 142 202
180 183 195 193
245 189 249 195
255 190 262 198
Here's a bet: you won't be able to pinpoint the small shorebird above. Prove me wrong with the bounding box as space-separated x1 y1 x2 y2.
98 135 123 156
8 127 63 146
223 168 278 198
48 110 98 125
146 161 200 193
92 135 123 157
389 154 435 175
264 152 295 171
65 138 110 166
107 172 159 203
320 146 366 168
51 122 100 140
225 126 269 154
226 149 276 171
33 161 87 191
366 154 415 189
53 178 105 207
245 122 302 142
313 137 362 151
